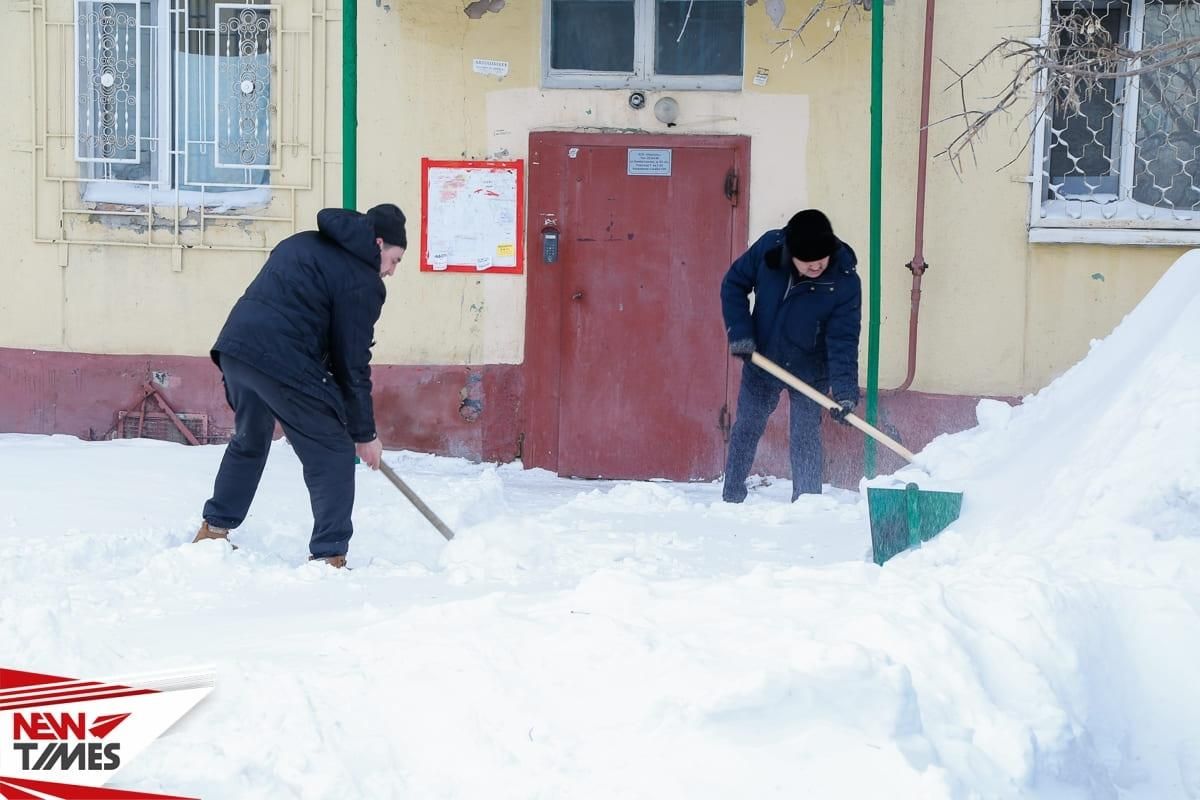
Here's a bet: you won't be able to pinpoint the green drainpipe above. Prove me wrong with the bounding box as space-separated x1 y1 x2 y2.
865 0 884 478
343 0 358 210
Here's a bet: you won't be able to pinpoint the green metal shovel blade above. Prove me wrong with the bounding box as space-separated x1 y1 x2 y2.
866 483 963 566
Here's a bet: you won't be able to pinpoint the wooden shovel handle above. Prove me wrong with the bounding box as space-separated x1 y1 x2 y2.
749 352 917 463
379 461 456 541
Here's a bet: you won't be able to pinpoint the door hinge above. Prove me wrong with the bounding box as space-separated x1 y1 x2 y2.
718 403 731 441
724 168 739 207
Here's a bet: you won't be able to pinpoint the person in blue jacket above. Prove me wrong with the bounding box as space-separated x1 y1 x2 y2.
191 204 407 566
720 209 862 503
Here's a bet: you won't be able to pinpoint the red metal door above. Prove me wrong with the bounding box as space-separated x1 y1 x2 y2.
536 137 744 481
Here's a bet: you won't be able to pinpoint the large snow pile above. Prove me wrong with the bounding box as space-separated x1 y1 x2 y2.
0 254 1197 799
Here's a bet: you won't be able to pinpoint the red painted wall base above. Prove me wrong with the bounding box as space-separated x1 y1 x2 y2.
0 349 524 464
0 347 1005 489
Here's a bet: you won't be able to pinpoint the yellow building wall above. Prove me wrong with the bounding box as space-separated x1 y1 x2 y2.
2 1 339 357
356 0 1185 394
1 0 1187 397
904 0 1185 395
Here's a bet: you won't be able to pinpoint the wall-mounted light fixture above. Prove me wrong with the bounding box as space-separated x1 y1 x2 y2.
654 97 679 127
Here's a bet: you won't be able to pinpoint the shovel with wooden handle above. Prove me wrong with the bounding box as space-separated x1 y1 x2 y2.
748 352 963 565
379 461 456 541
749 352 917 463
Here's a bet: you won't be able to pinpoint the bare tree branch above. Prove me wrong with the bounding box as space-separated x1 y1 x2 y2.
770 0 861 64
934 3 1200 169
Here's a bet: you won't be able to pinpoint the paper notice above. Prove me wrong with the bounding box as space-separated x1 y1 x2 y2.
753 68 769 87
431 253 449 271
496 243 515 258
476 256 493 271
472 59 509 78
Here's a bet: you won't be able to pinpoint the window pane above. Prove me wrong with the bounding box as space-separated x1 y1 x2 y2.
1133 0 1200 210
178 3 272 190
76 0 156 182
183 0 217 55
550 0 635 72
655 0 743 76
1045 2 1125 200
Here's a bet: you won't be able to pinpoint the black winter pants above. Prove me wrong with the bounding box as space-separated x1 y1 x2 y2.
722 363 824 503
202 354 356 558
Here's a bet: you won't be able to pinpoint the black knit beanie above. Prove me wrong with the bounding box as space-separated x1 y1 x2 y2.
367 203 407 249
785 209 837 262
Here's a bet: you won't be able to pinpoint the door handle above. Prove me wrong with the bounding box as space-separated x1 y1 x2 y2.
572 291 584 300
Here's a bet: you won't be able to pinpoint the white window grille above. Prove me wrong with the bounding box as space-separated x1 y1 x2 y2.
542 0 744 90
1031 0 1200 244
74 0 275 207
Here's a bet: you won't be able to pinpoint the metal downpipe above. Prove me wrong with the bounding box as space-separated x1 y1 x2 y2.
893 0 937 394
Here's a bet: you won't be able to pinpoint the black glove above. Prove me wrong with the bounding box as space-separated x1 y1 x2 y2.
829 398 855 426
729 337 756 362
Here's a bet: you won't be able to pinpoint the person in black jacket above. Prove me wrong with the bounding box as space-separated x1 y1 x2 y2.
191 204 407 566
720 209 862 503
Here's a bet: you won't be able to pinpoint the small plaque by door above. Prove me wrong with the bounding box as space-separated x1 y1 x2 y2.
627 148 672 176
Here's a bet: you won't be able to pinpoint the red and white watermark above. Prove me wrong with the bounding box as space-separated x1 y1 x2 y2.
0 667 213 799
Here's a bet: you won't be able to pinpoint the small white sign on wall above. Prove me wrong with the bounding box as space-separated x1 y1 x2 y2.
627 148 672 177
472 58 509 77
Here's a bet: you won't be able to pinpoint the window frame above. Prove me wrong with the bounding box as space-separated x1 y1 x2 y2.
540 0 744 91
1029 0 1200 245
74 0 276 209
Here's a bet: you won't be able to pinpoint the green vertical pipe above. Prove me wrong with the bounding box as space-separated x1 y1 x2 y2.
343 0 357 210
865 0 884 478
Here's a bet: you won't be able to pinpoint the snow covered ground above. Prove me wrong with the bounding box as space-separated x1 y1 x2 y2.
1 252 1198 799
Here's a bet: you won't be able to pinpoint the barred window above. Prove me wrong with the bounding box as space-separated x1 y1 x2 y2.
1033 0 1200 242
75 0 274 206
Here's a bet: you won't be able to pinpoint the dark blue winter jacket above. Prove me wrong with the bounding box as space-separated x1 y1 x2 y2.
721 229 862 402
212 209 386 442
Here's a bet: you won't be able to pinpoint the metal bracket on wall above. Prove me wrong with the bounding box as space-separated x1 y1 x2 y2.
724 169 739 207
111 382 204 445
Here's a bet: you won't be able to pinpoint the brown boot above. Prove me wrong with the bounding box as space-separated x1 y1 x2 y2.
192 521 238 550
309 554 348 569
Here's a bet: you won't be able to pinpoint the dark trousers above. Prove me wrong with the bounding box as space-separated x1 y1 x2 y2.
722 364 823 503
202 354 356 558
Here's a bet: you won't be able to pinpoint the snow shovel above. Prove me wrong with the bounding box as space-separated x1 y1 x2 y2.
379 461 455 541
748 352 962 565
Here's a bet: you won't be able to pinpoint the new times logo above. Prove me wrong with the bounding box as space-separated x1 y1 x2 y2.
1 667 214 800
11 710 129 771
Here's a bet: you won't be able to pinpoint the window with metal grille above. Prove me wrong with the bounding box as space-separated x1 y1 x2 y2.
543 0 744 90
1032 0 1200 242
75 0 274 207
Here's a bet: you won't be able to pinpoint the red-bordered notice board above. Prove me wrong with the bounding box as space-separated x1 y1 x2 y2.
420 159 524 274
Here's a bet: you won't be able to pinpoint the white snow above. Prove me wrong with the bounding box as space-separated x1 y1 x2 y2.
80 183 272 212
1 252 1199 799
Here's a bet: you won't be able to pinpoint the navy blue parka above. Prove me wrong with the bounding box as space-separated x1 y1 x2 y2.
212 208 386 443
720 229 862 403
